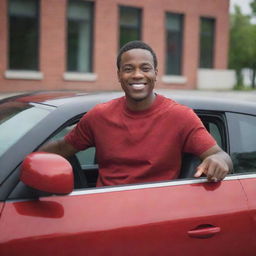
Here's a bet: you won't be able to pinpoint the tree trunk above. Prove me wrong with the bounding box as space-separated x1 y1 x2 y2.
236 69 244 87
252 68 256 89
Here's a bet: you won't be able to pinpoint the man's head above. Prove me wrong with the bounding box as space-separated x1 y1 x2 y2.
117 41 158 70
117 41 158 110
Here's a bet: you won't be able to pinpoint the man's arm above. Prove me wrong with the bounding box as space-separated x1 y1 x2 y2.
38 138 79 159
194 145 233 182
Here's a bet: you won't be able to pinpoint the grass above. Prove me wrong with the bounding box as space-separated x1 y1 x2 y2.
233 84 256 91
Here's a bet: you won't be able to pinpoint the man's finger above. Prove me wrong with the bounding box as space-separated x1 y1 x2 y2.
206 164 216 180
194 162 207 177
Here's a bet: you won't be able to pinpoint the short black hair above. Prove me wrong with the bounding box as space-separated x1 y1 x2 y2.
117 40 158 70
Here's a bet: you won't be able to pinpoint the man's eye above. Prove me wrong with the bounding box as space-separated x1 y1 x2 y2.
142 67 151 72
123 67 133 72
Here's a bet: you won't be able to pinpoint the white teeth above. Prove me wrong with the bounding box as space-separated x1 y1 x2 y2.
131 84 145 90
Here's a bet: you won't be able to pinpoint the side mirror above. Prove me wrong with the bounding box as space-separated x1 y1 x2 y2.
20 152 74 194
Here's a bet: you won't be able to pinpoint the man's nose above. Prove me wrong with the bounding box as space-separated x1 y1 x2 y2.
132 69 144 79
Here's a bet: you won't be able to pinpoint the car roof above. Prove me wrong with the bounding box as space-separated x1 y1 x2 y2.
2 90 256 115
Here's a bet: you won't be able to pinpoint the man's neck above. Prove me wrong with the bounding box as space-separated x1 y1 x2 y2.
125 93 156 112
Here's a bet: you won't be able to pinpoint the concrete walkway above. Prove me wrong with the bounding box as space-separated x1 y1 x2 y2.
162 89 256 102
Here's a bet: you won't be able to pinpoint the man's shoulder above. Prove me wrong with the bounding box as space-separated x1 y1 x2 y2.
96 96 124 110
158 95 196 120
80 96 124 124
159 94 190 112
89 96 124 115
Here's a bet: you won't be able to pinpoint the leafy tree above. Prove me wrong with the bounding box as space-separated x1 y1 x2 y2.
250 0 256 15
229 4 256 88
249 0 256 88
246 23 256 88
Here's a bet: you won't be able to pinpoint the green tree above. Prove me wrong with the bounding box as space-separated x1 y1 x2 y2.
229 4 256 88
229 6 250 87
250 0 256 15
246 24 256 88
249 0 256 88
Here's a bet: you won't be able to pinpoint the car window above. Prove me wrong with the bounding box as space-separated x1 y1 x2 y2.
49 123 96 166
0 102 51 157
51 114 226 177
199 114 226 150
226 113 256 174
208 122 222 148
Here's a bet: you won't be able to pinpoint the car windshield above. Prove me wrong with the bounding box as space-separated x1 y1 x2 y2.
0 101 51 157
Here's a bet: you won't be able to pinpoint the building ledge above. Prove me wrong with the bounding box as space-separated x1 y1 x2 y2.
5 70 44 80
162 75 187 84
63 72 97 82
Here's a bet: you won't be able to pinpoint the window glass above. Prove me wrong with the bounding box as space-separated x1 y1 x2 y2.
209 122 223 148
8 0 39 70
119 6 141 48
199 17 215 68
165 13 183 75
67 0 94 72
199 114 225 150
0 102 50 157
227 113 256 173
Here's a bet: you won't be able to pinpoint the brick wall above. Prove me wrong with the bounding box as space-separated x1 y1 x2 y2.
0 0 230 93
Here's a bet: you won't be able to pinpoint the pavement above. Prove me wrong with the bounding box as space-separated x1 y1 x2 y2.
161 89 256 102
0 89 256 102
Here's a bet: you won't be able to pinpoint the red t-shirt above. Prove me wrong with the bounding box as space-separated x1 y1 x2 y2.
65 94 216 186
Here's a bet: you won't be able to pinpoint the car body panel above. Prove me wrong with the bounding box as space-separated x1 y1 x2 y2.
240 178 256 242
0 178 255 256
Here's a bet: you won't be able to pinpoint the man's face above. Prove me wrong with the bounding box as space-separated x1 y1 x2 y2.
117 49 158 103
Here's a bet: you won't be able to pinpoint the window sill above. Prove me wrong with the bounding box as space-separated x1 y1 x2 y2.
63 72 97 82
162 75 187 84
5 70 43 80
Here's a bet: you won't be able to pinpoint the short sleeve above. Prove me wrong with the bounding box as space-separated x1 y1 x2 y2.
181 108 216 156
64 111 95 151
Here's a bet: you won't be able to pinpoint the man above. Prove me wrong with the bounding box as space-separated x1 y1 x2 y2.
40 40 233 186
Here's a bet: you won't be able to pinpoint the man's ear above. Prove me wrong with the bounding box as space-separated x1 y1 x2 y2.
117 70 121 82
154 68 158 81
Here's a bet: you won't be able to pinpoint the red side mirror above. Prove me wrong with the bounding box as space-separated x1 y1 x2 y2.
20 152 74 194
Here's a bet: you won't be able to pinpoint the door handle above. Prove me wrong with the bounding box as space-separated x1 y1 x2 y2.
188 225 221 239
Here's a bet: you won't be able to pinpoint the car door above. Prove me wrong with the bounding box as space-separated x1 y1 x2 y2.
226 112 256 246
1 110 255 256
0 177 254 256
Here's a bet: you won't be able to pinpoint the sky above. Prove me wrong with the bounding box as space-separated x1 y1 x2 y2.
229 0 252 14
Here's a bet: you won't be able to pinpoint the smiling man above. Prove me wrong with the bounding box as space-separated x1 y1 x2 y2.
117 45 157 111
40 40 233 186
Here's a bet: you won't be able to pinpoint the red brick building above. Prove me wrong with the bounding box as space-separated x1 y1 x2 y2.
0 0 232 93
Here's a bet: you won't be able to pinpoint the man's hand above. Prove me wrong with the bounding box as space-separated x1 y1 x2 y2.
194 145 233 182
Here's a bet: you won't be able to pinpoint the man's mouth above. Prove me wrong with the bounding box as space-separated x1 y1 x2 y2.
129 83 146 90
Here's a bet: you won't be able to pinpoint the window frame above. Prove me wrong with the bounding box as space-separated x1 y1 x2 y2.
5 110 235 201
196 111 229 153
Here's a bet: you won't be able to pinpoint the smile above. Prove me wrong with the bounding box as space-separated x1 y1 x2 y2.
129 83 146 90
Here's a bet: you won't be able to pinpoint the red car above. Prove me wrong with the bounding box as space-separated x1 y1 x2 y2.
0 91 256 255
